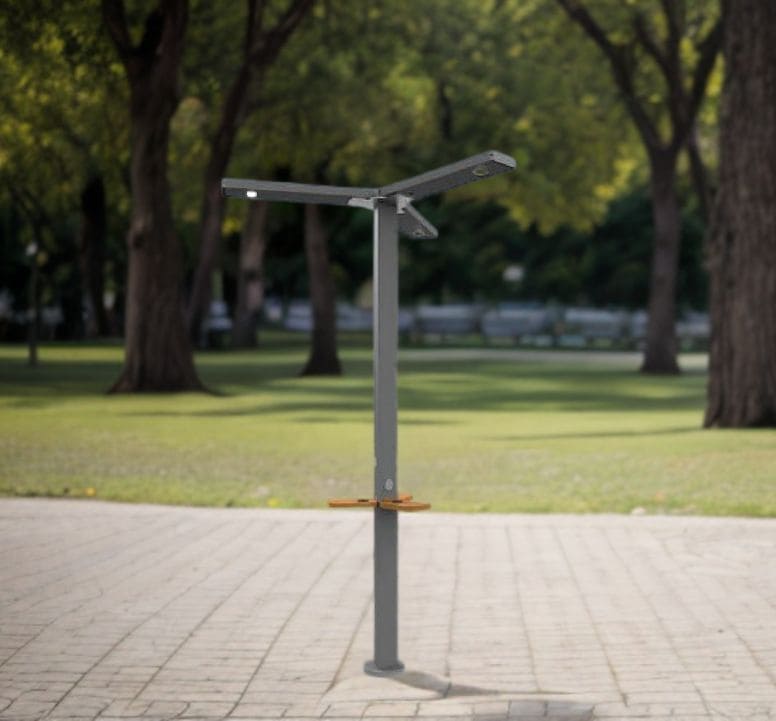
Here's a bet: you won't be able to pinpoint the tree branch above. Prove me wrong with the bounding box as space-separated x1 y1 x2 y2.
555 0 615 61
686 124 711 222
244 0 259 57
555 0 662 150
269 0 315 41
249 0 316 66
136 8 165 62
102 0 187 80
101 0 132 64
689 17 723 120
634 8 689 153
659 0 683 52
633 12 669 78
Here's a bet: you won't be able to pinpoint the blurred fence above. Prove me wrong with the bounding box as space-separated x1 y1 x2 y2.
0 291 710 350
272 300 710 351
0 289 63 341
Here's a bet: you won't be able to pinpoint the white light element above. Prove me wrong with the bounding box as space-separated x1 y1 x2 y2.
472 164 490 177
503 264 524 283
246 190 258 198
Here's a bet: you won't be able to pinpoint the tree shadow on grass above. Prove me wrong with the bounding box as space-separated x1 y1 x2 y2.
1 351 706 419
115 386 703 418
188 361 704 416
492 425 702 442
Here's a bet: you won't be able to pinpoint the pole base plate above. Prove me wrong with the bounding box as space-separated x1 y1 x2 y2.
364 660 405 677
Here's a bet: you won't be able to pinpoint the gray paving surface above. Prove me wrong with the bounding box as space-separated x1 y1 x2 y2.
0 499 774 721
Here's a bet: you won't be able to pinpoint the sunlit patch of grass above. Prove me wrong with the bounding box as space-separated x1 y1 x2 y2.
1 338 775 516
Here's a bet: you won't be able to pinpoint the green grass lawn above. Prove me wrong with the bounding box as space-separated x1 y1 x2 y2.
1 336 774 516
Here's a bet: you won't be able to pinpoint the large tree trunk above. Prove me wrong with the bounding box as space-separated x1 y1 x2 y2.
704 0 776 427
104 0 202 393
112 90 202 392
79 174 110 337
232 200 269 347
641 150 681 374
300 204 341 376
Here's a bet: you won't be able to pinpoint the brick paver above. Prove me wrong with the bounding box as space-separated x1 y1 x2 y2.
0 499 774 720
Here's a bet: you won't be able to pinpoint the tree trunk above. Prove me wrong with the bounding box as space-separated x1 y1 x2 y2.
79 174 110 337
686 126 711 223
186 77 247 341
186 0 316 341
27 234 40 368
232 200 269 347
187 173 221 341
105 0 202 392
300 204 341 376
640 150 681 374
704 0 776 427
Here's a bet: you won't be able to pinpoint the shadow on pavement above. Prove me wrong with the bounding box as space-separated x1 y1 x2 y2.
324 668 596 719
391 668 500 697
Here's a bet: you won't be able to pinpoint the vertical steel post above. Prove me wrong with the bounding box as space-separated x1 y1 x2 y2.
365 198 404 675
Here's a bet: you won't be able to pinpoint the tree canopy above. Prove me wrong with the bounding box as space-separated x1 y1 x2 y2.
0 0 725 384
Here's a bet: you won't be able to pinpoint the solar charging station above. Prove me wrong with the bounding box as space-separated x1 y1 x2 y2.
222 150 516 675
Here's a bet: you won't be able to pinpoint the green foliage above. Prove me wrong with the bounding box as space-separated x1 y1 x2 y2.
0 0 721 336
0 1 128 334
208 0 675 310
221 0 643 231
396 200 522 303
517 188 707 308
553 0 722 168
388 0 639 230
216 185 706 310
0 2 126 209
232 0 428 182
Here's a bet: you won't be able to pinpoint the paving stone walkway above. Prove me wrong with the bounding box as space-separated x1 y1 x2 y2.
0 499 774 721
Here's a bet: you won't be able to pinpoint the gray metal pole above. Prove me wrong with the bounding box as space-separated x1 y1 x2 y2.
365 198 404 675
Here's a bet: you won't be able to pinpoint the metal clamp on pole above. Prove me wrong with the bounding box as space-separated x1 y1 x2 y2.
222 150 516 677
327 493 427 510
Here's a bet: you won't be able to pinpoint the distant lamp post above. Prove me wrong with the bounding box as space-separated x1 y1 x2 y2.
223 151 516 675
25 242 39 367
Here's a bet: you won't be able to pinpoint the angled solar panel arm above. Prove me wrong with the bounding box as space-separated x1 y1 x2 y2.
379 150 516 202
396 200 438 240
222 150 516 209
221 178 378 207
